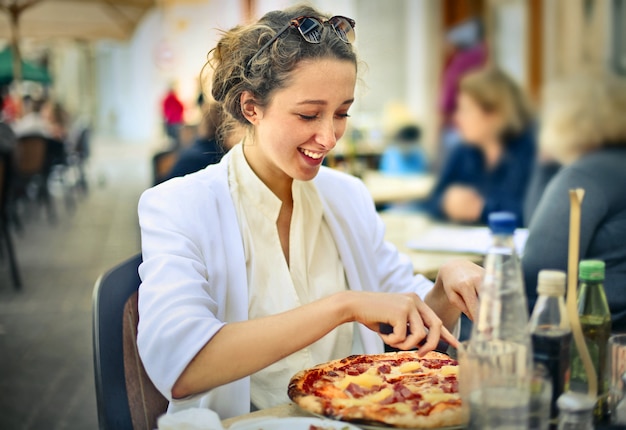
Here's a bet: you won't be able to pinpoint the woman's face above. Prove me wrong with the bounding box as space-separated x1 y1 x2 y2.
454 92 502 145
244 58 356 185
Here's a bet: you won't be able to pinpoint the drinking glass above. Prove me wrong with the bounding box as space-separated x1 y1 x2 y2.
458 340 531 430
529 363 553 430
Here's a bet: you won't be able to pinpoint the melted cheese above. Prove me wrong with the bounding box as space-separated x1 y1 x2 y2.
334 388 393 407
440 365 458 376
335 370 384 390
423 392 459 404
399 361 422 373
392 402 413 414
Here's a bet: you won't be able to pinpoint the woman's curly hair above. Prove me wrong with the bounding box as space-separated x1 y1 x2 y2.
202 5 357 127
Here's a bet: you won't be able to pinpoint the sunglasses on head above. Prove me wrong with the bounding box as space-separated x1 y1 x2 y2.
246 15 356 74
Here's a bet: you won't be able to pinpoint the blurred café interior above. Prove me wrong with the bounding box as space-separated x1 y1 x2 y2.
0 0 625 428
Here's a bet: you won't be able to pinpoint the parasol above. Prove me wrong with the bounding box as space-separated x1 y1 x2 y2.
0 0 156 82
0 47 51 85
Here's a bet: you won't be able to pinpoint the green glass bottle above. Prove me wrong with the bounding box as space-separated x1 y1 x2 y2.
569 260 612 421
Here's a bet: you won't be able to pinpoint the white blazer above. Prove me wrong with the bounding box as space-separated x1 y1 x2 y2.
137 151 433 418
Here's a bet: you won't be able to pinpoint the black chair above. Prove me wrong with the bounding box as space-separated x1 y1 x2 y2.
66 125 90 194
73 126 90 192
12 134 56 223
92 254 168 430
151 149 178 186
0 151 22 289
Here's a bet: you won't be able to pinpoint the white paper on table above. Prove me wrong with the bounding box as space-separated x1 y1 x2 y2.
406 226 529 256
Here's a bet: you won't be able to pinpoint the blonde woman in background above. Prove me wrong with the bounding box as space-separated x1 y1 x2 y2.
424 66 536 225
522 71 626 330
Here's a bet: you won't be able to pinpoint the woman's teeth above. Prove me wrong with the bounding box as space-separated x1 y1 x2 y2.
300 148 323 159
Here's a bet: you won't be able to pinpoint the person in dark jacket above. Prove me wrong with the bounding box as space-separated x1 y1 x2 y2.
166 101 242 180
424 66 535 225
522 71 626 331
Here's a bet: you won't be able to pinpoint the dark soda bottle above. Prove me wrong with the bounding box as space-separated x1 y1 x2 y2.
529 270 572 422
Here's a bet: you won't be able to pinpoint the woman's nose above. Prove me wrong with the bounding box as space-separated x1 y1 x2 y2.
316 119 337 149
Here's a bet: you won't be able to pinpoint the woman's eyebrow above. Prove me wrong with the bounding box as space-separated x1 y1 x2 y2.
296 98 354 106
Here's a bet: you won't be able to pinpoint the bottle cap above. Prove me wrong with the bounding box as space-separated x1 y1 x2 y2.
488 212 516 235
557 391 595 413
579 260 605 281
536 270 566 296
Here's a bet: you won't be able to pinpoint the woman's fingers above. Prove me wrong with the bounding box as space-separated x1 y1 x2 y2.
392 307 426 350
353 292 459 351
413 298 459 353
438 325 460 349
439 260 483 321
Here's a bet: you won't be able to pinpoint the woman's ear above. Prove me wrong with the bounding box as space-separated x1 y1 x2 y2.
240 91 263 125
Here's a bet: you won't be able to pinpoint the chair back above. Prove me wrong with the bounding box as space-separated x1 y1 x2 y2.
0 155 5 209
0 151 22 289
14 135 47 176
152 150 178 185
75 127 91 160
0 150 14 215
92 254 168 430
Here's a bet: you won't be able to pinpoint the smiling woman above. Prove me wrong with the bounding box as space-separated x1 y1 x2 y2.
135 4 483 421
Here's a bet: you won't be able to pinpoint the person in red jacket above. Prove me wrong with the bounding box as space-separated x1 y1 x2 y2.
162 84 184 147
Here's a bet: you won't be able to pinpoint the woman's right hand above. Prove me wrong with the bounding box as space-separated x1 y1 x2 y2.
343 291 459 353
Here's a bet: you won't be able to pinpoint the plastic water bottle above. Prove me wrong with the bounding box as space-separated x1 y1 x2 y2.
467 212 533 429
471 212 531 346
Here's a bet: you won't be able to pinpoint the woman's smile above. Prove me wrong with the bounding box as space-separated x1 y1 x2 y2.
298 147 326 164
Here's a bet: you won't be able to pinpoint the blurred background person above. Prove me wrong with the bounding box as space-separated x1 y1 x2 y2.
379 103 427 176
423 66 535 225
165 101 243 180
379 124 426 175
0 120 16 153
438 18 488 165
1 85 19 124
42 99 70 141
523 71 626 331
161 83 185 148
523 155 561 227
12 95 50 138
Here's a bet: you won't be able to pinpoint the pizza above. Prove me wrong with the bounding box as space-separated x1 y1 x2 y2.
288 351 465 429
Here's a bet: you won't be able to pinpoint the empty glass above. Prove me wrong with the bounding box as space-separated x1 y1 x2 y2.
529 363 553 430
458 340 531 430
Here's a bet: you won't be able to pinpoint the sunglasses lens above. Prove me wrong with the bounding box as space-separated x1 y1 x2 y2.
329 17 355 43
297 17 323 43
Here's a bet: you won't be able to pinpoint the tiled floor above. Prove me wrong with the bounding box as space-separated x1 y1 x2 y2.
0 137 152 429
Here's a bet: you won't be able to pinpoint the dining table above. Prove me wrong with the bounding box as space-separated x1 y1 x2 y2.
221 402 624 429
221 403 303 428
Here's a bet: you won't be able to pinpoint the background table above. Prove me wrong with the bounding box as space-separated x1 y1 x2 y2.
379 212 484 280
362 171 435 205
